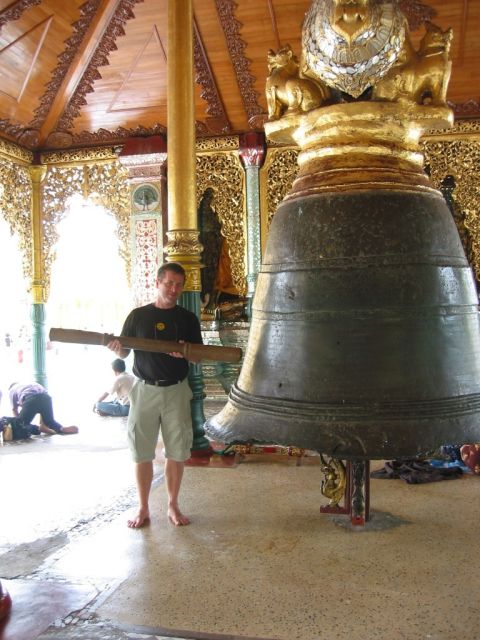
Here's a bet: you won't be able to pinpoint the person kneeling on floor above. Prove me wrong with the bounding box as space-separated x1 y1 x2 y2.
8 382 78 436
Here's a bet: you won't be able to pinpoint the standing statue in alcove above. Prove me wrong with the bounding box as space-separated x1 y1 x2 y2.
198 187 247 321
198 187 223 317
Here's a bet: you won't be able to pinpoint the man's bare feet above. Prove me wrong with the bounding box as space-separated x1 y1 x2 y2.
127 509 150 529
168 505 190 526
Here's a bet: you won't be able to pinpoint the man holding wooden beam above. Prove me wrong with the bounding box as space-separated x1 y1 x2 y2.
107 262 202 529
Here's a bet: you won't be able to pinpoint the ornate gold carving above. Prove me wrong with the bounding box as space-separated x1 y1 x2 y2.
423 118 480 140
266 45 330 120
0 157 33 287
41 147 117 165
196 136 239 152
164 231 203 293
423 136 480 285
0 139 33 164
214 0 263 124
183 265 202 293
302 0 406 98
262 147 299 231
264 104 454 217
372 22 453 107
320 455 347 507
84 162 131 281
42 160 131 297
42 166 84 298
164 230 203 256
196 152 246 295
299 1 451 111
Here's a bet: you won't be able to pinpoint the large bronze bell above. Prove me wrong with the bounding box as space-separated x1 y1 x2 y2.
205 2 480 460
205 100 480 459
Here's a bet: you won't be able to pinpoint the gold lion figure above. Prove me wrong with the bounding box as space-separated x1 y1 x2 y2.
372 21 453 106
320 455 346 508
265 44 330 120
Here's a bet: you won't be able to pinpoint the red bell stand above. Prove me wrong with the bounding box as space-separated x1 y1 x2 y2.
320 460 370 527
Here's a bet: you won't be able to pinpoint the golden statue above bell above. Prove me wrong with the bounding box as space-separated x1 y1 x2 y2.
205 0 480 460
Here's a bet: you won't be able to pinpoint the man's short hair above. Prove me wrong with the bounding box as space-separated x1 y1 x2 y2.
157 262 186 282
111 358 126 373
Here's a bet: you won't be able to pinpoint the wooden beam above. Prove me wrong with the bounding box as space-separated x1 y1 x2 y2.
38 0 122 145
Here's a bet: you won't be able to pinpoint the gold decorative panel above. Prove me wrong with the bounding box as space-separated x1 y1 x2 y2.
84 162 131 281
42 160 131 298
423 128 480 285
0 157 33 287
196 152 246 296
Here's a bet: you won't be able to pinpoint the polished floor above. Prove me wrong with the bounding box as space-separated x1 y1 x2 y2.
1 399 479 640
0 347 479 639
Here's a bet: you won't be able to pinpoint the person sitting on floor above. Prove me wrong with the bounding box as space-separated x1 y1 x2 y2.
94 358 135 417
8 382 78 435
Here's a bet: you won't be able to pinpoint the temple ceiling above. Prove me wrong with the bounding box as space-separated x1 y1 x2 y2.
0 0 477 152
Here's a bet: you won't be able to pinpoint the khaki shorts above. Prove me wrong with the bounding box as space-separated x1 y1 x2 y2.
127 378 193 463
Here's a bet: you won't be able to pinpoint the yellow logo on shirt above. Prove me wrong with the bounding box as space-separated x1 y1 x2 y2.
156 322 166 331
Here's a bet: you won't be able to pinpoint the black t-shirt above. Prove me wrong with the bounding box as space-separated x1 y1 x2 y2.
120 303 202 382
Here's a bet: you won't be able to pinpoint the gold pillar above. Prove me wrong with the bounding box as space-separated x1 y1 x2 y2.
165 0 202 292
30 165 47 303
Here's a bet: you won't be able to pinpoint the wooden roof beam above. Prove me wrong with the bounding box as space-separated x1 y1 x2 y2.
38 0 122 146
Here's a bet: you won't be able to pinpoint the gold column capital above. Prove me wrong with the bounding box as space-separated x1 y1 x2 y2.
29 164 47 183
164 229 202 292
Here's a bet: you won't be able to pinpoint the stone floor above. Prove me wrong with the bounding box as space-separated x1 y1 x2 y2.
0 347 479 639
1 399 479 640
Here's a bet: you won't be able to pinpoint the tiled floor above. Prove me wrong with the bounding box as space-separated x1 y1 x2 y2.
1 392 479 640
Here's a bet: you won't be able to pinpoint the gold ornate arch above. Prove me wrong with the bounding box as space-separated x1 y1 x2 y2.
41 151 131 298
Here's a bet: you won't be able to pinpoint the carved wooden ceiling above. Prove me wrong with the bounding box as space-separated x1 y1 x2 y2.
0 0 478 152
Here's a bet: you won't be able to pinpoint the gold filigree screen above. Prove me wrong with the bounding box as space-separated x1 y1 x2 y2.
42 159 131 298
423 133 480 285
196 151 246 295
0 156 33 287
